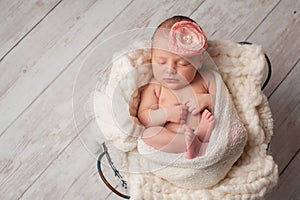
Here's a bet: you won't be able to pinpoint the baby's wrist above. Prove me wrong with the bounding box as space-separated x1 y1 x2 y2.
164 107 171 121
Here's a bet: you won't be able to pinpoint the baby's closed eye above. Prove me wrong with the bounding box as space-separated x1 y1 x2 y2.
177 61 190 66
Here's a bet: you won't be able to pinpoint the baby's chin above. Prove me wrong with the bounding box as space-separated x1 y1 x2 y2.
161 81 190 90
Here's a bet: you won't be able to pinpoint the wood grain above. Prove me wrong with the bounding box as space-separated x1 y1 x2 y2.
19 137 112 199
191 0 280 41
248 0 300 96
0 0 131 199
266 151 300 200
0 0 132 135
248 1 300 197
268 60 300 173
0 0 62 60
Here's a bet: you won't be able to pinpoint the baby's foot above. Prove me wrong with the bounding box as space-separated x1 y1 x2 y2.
184 125 201 159
196 109 215 142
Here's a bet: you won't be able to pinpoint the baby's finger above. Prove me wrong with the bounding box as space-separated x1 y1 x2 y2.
181 111 187 119
181 113 187 119
186 101 192 107
180 119 186 124
181 104 188 110
182 107 188 114
182 99 189 105
188 106 196 113
192 109 200 115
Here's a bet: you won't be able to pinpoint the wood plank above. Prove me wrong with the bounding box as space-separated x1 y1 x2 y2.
0 61 79 199
247 0 300 96
247 0 300 197
19 137 112 199
191 0 280 41
190 0 280 88
0 0 132 135
0 0 61 60
0 0 132 199
268 60 300 173
105 191 126 200
90 0 205 39
265 151 300 200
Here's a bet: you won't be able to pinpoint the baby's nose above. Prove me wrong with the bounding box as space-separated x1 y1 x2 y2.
166 63 177 74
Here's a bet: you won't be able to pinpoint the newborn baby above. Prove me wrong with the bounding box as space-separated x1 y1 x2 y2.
138 16 216 159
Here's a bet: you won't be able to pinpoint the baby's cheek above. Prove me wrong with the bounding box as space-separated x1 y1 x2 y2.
153 68 164 79
179 71 196 83
153 71 161 79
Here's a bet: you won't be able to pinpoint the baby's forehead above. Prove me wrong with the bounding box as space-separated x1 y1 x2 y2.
152 32 178 57
152 48 182 59
152 35 169 49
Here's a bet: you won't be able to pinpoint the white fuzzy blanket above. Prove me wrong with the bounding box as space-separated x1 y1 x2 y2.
92 40 278 199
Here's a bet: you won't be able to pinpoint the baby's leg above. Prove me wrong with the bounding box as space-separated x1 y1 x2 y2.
195 109 215 142
183 125 203 159
141 126 187 153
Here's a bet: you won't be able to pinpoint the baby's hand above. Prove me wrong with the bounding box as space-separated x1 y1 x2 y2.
165 104 188 124
183 94 211 115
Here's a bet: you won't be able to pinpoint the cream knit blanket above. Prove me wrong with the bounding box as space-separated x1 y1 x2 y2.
93 40 278 199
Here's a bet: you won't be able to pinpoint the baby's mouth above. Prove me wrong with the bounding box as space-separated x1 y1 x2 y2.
163 78 179 83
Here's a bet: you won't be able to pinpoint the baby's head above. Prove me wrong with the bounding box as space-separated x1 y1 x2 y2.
151 16 208 90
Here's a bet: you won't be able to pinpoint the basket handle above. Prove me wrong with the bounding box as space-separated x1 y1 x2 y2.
238 41 272 90
97 143 130 199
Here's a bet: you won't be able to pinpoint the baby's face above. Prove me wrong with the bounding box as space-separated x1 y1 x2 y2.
151 48 198 90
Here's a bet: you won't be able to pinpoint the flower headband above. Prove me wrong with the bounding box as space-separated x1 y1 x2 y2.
168 21 208 57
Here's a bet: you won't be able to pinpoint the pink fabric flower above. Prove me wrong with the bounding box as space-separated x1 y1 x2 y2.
168 21 208 57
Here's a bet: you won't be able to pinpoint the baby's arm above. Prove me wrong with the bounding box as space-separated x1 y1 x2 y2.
202 71 216 112
184 71 216 115
138 83 165 126
138 83 187 127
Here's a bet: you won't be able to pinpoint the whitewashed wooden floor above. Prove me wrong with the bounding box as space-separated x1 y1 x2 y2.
0 0 299 199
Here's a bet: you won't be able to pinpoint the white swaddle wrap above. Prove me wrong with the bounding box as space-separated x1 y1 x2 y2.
93 40 278 199
137 69 247 189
